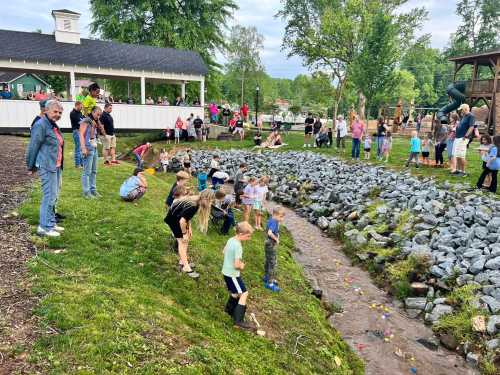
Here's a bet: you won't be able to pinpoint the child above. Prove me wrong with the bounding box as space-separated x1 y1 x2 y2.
212 170 229 188
421 133 433 166
253 176 269 230
382 131 393 163
222 222 255 330
202 123 209 142
242 177 257 223
119 168 148 202
213 188 236 234
264 206 286 292
208 155 220 179
364 135 372 160
174 117 182 144
405 131 421 168
165 128 172 145
165 171 190 207
233 163 247 207
160 148 169 173
254 132 262 146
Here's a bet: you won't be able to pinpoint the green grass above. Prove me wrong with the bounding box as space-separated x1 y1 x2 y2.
20 136 363 374
127 130 491 192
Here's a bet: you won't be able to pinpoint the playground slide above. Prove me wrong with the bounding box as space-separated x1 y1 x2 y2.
436 81 467 123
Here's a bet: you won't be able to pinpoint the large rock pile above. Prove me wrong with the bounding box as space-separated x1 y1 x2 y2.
188 149 500 337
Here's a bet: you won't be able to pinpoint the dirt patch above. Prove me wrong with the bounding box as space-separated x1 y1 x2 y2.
265 201 477 375
0 136 41 375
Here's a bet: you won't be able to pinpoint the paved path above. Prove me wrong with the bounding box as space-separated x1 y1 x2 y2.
265 202 476 375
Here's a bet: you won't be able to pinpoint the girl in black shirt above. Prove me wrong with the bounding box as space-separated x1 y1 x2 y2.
164 190 215 278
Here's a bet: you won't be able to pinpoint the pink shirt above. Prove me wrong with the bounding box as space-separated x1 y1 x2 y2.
53 127 64 168
133 144 148 157
351 121 365 139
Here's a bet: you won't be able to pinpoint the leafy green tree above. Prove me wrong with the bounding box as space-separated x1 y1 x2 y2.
451 0 500 54
225 25 264 106
89 0 237 99
279 0 426 119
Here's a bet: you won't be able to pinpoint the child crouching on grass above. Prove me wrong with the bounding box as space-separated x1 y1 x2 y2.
222 222 255 330
264 206 286 292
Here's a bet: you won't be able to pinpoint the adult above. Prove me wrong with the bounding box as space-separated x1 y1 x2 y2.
222 105 231 127
120 168 148 202
313 117 322 147
234 113 245 141
241 103 249 122
82 83 100 116
79 106 102 199
100 103 119 165
174 96 182 106
376 117 388 160
26 100 65 237
303 113 314 148
70 101 84 168
182 117 189 142
335 115 348 152
351 115 365 159
132 142 151 168
162 97 170 106
402 112 409 129
193 115 203 141
145 96 154 105
416 113 422 134
164 190 215 278
34 90 48 101
316 126 330 148
447 113 459 165
476 135 500 193
193 97 201 106
434 120 448 167
451 104 476 177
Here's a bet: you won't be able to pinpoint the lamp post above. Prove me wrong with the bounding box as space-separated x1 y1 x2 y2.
255 85 260 128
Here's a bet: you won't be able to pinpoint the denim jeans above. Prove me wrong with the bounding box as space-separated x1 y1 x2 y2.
39 167 61 230
82 148 98 195
376 136 385 158
72 130 83 167
352 138 361 158
134 153 143 168
446 139 454 160
221 209 235 234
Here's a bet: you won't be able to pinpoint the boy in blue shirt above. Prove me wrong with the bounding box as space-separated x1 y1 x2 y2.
222 222 255 330
264 206 286 292
119 168 148 202
405 130 421 168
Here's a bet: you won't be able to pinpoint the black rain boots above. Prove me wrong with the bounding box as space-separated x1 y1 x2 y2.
232 304 254 330
224 296 239 316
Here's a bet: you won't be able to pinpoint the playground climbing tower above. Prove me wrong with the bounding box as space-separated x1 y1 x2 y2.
449 50 500 135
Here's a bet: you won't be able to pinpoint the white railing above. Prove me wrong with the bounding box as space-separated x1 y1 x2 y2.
0 99 204 130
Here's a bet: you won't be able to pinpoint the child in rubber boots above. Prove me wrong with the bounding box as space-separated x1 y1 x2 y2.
222 222 255 330
264 206 286 292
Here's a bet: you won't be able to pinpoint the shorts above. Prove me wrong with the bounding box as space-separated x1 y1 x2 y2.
453 137 467 158
253 201 263 211
305 125 313 135
224 275 247 294
422 151 430 158
102 135 116 150
122 186 146 202
234 127 244 134
184 162 191 169
364 148 371 152
174 129 180 138
164 216 184 239
235 189 243 204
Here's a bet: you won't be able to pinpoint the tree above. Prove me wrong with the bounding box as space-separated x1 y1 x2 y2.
452 0 500 54
89 0 237 99
225 25 264 106
279 0 426 120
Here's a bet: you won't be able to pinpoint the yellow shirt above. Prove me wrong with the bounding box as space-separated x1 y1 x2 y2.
82 95 97 116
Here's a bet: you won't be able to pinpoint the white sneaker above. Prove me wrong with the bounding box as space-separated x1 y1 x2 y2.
303 144 307 148
54 225 65 232
37 226 61 237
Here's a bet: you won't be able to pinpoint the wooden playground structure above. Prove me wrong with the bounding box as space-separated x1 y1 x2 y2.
449 49 500 135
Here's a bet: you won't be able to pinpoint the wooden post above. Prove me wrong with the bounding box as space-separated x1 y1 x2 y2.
471 61 478 95
493 57 500 134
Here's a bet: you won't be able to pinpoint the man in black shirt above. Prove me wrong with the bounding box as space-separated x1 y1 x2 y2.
193 115 203 141
304 113 314 147
100 102 119 165
70 101 84 167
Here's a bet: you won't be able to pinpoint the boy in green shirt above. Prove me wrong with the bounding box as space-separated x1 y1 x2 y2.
82 83 100 116
222 221 254 330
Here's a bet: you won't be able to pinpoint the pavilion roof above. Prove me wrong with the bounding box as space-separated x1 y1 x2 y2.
449 49 500 66
0 29 208 76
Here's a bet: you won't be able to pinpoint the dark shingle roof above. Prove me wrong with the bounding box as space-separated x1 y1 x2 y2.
0 29 208 76
0 71 23 83
51 9 81 15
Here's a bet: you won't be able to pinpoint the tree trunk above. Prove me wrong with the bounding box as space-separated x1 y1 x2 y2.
240 70 245 107
358 92 366 121
332 73 348 127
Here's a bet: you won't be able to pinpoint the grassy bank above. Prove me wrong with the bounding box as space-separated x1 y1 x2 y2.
19 137 363 374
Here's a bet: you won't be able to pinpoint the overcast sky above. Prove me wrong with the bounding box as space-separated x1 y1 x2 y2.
0 0 461 79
